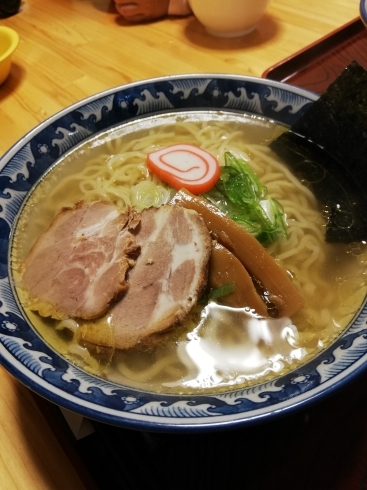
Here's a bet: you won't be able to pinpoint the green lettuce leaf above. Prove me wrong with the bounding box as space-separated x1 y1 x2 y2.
205 152 287 245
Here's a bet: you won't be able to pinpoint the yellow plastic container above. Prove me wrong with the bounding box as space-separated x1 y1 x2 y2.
0 26 19 85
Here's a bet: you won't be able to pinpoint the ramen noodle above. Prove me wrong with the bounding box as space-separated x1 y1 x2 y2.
12 112 367 394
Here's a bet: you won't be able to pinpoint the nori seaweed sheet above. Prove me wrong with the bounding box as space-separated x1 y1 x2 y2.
270 60 367 243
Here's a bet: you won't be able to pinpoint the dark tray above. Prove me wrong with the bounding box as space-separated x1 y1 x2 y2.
32 368 367 490
262 18 367 93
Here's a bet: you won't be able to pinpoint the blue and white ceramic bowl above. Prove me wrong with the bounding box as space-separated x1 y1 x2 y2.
360 0 367 28
1 75 366 432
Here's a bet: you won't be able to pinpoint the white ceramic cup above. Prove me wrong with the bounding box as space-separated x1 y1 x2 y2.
188 0 271 37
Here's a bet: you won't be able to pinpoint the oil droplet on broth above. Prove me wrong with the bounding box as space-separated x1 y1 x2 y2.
164 302 306 390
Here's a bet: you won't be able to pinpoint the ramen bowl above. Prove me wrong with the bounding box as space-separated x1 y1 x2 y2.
0 26 18 85
1 75 366 432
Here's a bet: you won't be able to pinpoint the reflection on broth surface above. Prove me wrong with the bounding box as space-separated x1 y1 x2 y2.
12 112 367 394
164 305 305 390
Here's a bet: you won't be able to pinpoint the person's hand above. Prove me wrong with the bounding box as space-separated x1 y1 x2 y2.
113 0 169 22
113 0 191 22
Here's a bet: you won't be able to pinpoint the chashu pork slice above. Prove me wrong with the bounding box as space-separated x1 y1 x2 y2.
83 205 212 350
21 201 140 320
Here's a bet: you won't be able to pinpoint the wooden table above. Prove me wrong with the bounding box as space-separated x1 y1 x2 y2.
0 1 361 488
